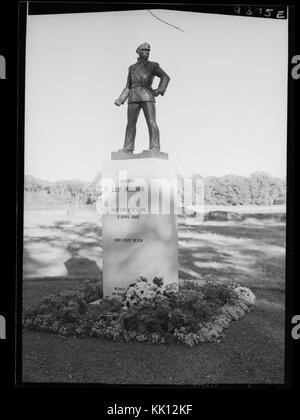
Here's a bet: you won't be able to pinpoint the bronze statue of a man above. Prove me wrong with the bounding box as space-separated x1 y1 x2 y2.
115 43 170 153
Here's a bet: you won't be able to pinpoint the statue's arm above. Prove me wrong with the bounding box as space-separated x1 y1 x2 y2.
154 65 170 96
115 71 131 106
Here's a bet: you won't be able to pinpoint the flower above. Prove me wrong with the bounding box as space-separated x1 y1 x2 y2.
234 286 256 306
124 276 166 308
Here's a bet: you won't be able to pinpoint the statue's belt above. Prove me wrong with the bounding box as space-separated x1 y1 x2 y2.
131 83 152 89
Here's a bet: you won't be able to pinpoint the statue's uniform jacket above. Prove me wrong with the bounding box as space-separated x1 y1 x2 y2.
117 57 170 151
117 58 170 104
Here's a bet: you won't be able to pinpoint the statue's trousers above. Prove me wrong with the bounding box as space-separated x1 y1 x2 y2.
123 102 160 151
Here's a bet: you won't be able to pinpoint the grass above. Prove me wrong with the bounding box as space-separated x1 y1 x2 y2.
22 209 286 384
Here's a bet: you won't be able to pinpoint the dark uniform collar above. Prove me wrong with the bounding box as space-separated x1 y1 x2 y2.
137 57 148 62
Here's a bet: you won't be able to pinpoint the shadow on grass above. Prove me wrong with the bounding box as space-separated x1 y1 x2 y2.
23 217 286 299
178 222 285 293
23 219 103 279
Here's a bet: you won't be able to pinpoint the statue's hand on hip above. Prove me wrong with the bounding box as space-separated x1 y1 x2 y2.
152 89 161 97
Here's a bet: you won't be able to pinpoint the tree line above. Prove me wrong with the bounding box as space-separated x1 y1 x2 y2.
24 171 286 207
202 172 285 205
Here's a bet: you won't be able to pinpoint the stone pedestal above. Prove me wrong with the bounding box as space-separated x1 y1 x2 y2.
102 155 178 299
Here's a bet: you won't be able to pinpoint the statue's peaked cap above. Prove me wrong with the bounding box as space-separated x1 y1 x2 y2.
136 42 150 53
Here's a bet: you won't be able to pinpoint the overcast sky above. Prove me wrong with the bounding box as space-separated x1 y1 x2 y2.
24 9 288 182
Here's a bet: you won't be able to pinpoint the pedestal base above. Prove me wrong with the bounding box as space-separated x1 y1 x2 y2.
111 149 168 160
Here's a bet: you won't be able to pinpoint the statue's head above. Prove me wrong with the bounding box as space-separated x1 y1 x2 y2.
136 42 150 60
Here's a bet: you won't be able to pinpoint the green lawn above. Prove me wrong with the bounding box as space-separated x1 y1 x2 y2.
22 211 286 384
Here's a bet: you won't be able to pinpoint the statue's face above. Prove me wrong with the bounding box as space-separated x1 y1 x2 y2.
138 48 150 60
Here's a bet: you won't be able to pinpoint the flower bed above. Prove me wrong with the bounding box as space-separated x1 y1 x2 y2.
23 277 256 346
